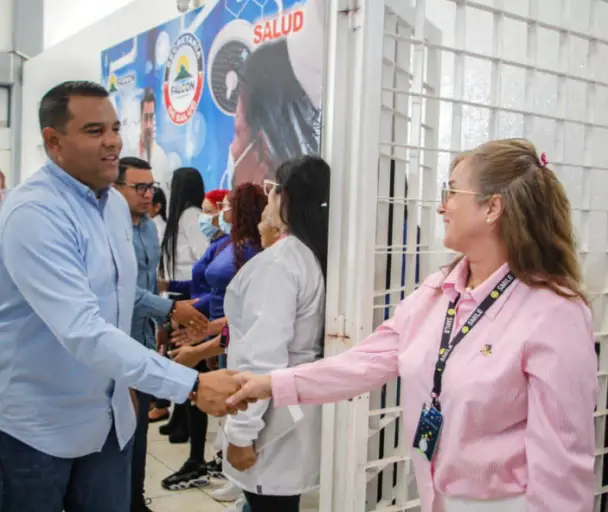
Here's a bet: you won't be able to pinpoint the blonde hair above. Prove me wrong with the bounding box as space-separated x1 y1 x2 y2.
446 138 586 304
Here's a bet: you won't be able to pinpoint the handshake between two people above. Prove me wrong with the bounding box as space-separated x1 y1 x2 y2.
191 370 274 417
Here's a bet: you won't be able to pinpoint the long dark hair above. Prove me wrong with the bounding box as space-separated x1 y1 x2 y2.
230 183 266 270
152 187 167 222
239 39 320 175
275 155 330 280
160 167 205 278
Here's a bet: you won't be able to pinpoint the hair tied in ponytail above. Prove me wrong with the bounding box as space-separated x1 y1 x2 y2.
540 152 548 167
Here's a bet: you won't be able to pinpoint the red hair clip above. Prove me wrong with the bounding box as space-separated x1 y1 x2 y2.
540 153 548 166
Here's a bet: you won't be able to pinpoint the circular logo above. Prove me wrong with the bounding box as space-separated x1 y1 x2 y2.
491 291 499 299
209 40 250 115
447 308 456 316
163 33 205 125
461 326 469 334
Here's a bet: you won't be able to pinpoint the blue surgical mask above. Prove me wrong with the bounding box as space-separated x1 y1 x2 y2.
198 213 219 239
219 210 231 235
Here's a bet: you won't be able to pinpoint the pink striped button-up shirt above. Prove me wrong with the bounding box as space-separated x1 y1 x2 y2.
272 259 598 511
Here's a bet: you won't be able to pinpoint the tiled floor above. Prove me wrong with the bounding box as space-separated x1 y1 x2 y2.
145 418 319 512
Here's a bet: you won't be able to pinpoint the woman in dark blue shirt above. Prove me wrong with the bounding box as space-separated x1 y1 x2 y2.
160 184 266 491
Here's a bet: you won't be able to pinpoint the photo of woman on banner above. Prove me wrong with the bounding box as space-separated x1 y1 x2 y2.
222 0 325 188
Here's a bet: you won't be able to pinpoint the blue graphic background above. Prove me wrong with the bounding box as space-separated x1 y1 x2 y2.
101 0 307 190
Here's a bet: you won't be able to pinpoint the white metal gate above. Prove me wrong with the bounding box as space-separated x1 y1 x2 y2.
321 0 608 510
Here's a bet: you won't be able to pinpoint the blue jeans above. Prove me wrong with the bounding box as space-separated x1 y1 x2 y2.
0 426 132 512
132 391 152 501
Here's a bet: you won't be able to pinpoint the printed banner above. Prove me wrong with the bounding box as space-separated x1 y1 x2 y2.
101 0 326 194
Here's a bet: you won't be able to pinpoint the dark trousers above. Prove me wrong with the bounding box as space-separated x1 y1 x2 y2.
0 426 132 512
131 391 152 501
244 491 301 512
187 360 209 462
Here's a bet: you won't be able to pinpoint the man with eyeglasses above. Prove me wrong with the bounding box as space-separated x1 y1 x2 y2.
114 156 207 512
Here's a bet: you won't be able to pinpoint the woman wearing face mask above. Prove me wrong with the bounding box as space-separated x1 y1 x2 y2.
160 184 266 491
229 140 598 512
214 156 330 512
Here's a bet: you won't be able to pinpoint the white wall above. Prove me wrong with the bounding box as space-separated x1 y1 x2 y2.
0 0 13 51
21 0 182 179
44 0 138 49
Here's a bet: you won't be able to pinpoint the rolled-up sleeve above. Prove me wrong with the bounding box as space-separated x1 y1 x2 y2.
1 202 198 403
523 299 598 511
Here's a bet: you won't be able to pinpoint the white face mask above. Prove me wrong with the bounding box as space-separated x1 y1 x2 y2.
220 141 256 189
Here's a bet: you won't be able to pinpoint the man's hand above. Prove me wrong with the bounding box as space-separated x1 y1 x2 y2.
227 443 257 472
192 370 248 417
171 300 208 333
169 345 202 368
171 327 205 347
226 372 273 408
158 279 169 293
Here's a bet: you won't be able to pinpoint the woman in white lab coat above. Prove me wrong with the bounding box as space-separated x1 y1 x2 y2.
222 155 330 512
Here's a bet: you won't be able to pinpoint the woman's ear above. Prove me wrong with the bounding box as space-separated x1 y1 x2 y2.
486 194 505 223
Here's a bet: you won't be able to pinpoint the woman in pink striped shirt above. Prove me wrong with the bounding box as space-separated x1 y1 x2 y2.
228 139 599 512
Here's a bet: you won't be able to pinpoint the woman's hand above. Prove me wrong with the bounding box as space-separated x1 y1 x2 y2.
168 345 203 368
171 327 205 347
226 372 273 408
158 279 169 293
227 443 257 471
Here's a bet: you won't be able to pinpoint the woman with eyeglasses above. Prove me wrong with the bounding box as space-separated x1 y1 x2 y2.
211 156 330 512
228 140 598 512
160 184 267 492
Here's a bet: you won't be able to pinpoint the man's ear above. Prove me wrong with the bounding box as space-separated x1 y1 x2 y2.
41 127 61 156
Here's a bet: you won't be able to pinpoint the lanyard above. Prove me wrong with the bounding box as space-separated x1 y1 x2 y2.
431 271 515 410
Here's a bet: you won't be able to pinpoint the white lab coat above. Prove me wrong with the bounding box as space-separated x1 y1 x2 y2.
222 235 324 496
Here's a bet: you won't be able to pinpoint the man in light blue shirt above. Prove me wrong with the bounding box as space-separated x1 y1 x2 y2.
0 81 241 512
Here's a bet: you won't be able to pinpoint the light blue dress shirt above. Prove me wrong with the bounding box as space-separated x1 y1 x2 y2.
0 161 198 458
132 215 173 349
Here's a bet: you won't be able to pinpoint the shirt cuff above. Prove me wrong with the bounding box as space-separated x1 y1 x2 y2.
271 368 299 407
149 294 173 318
162 362 199 404
225 421 255 447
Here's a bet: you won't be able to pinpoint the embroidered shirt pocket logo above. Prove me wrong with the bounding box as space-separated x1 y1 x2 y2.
480 344 492 356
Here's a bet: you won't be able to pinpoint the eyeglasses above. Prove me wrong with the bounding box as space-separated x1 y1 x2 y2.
441 182 484 205
117 181 159 197
263 179 282 196
142 113 154 123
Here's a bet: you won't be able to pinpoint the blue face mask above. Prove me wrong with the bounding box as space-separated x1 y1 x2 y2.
219 210 231 235
198 213 219 239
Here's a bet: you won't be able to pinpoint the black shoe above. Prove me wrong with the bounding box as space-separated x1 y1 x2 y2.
159 403 187 436
206 452 224 478
131 496 153 512
161 459 210 491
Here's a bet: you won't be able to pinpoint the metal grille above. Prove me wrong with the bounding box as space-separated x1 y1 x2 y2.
321 0 608 510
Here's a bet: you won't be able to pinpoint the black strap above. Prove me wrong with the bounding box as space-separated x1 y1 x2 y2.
431 272 515 409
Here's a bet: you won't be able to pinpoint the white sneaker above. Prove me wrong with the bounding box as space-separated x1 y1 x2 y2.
225 497 247 512
210 481 243 502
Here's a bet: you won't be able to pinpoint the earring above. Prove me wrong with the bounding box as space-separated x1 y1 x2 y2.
486 217 493 224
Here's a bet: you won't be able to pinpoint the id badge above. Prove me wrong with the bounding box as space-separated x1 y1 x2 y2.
412 403 443 462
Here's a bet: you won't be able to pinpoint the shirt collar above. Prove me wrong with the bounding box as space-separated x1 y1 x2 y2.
441 257 517 319
46 159 110 207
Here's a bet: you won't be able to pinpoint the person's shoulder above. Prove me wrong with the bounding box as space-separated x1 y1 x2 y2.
265 236 321 280
523 284 591 326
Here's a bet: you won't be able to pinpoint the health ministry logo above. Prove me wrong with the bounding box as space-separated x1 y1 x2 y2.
163 32 205 125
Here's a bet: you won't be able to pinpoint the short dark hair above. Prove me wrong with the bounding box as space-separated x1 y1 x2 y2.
39 81 109 133
117 156 152 183
141 87 156 113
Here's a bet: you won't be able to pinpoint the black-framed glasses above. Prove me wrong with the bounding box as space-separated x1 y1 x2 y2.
141 113 154 123
263 179 282 197
117 181 159 197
